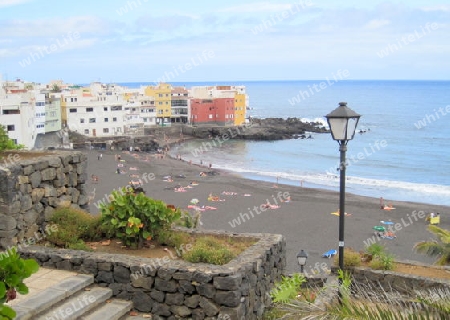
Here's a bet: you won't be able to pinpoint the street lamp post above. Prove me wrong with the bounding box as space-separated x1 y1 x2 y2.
297 250 308 273
325 102 361 298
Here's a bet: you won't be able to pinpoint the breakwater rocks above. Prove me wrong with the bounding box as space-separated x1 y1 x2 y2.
186 118 328 141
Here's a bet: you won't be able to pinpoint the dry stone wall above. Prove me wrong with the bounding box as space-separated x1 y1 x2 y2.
0 151 88 249
20 230 286 320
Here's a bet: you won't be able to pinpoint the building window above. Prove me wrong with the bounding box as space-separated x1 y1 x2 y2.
111 106 122 111
89 118 96 123
69 108 77 113
113 117 117 122
158 94 163 98
104 107 108 111
80 119 85 123
104 118 108 122
209 114 213 119
86 107 93 112
103 128 109 133
7 125 15 131
84 129 89 134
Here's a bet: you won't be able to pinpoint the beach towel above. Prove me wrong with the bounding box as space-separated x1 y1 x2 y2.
322 249 337 258
331 211 352 216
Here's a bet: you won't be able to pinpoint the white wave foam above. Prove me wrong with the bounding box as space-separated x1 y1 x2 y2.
212 164 450 198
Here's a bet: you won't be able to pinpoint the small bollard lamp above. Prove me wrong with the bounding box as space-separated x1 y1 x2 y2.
297 250 308 273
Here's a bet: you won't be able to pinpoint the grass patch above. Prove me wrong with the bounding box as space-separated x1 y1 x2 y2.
46 206 102 249
182 235 256 265
333 247 362 268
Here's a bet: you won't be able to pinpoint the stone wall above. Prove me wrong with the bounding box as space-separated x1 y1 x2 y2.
340 262 450 295
19 229 286 320
0 151 88 248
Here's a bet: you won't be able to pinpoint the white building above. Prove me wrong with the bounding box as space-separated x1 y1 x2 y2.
0 90 38 149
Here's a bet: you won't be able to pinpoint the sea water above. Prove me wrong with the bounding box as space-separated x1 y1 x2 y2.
122 80 450 206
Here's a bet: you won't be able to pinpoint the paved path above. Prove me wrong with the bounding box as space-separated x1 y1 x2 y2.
7 268 78 306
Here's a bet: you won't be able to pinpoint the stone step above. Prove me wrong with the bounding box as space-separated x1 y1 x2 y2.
34 286 113 320
14 274 94 320
81 299 133 320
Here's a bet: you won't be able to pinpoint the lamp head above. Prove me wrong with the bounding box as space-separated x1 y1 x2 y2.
297 249 308 266
325 102 361 142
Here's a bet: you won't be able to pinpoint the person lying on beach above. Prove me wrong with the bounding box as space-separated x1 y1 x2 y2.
91 174 99 183
117 163 124 168
221 191 238 196
199 172 207 177
262 201 280 210
190 181 199 186
208 193 225 201
129 167 139 171
174 187 187 192
163 176 173 182
129 180 142 187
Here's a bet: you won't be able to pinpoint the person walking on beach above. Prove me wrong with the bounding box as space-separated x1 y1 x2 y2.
98 153 102 160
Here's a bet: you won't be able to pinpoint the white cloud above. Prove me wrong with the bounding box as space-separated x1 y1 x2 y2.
0 0 31 8
364 19 391 29
420 5 450 12
1 16 111 37
218 2 293 13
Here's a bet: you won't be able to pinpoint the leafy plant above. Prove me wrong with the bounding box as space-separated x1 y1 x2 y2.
414 225 450 266
46 206 102 248
182 236 235 265
0 247 39 319
270 273 306 304
100 187 182 248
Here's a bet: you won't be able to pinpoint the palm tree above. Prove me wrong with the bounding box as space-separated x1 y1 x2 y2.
414 225 450 266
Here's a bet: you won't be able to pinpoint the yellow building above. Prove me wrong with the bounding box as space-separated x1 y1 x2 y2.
234 93 246 125
144 83 172 126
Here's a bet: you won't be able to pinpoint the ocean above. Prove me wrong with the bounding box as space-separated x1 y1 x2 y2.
121 80 450 206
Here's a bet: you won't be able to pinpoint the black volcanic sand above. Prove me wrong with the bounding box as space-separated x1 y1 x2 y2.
85 149 449 274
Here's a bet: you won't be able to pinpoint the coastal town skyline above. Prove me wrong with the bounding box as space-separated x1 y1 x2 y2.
0 0 449 83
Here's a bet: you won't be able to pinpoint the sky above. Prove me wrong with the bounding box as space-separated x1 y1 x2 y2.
0 0 449 84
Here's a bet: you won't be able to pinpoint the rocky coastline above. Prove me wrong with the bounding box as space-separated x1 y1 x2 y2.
60 117 328 151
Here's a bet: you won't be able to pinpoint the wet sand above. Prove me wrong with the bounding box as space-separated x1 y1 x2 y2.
85 149 449 274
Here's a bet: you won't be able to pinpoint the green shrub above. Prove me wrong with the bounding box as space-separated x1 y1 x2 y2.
365 243 385 257
334 248 361 267
182 236 236 265
46 206 101 248
370 253 395 270
100 187 182 248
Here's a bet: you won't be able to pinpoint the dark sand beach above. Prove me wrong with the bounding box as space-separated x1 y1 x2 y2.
85 149 450 274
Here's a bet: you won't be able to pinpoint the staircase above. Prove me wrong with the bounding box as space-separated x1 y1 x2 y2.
12 274 134 320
